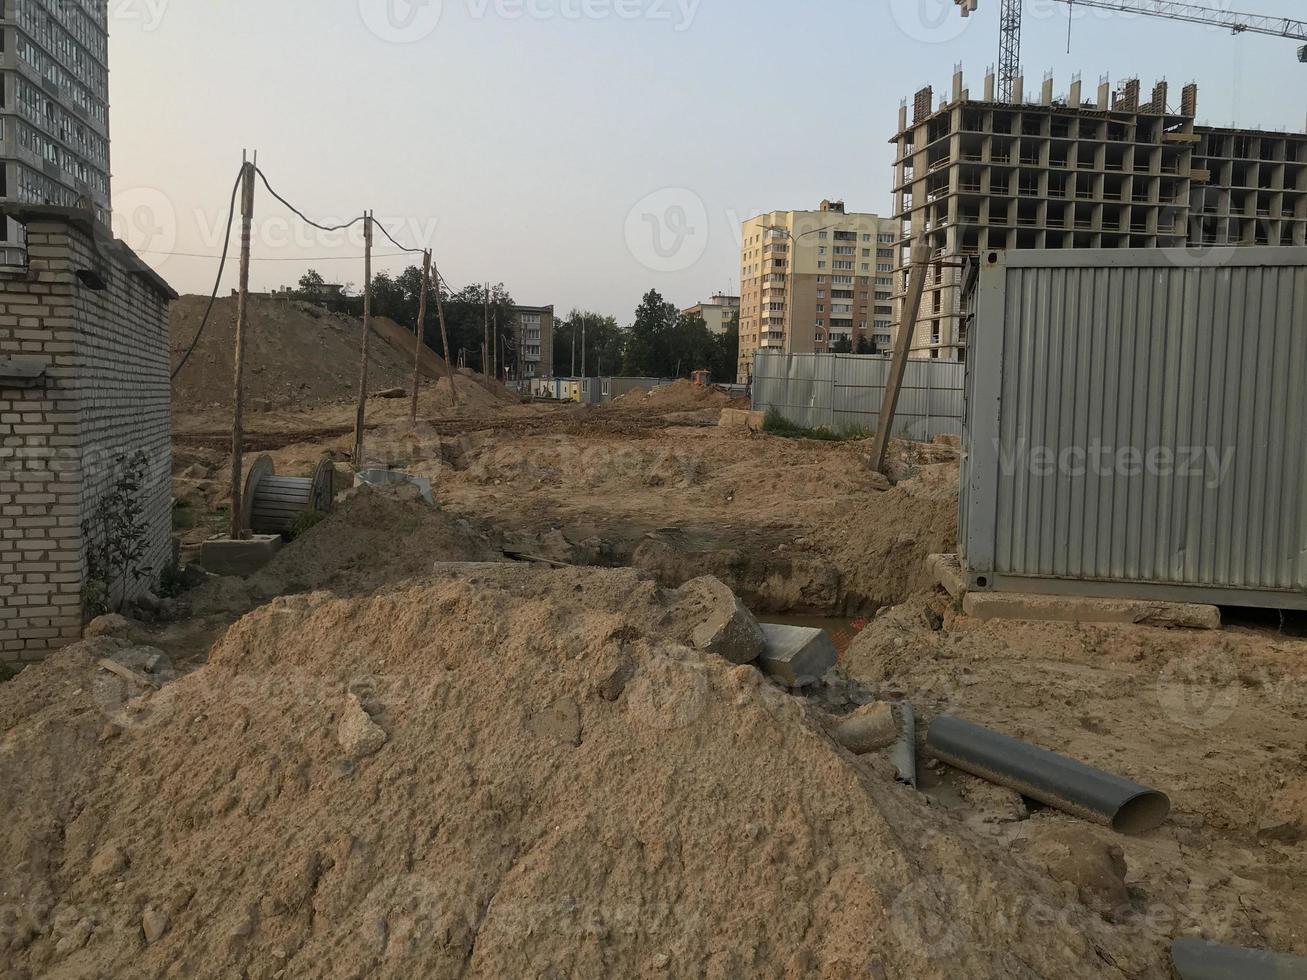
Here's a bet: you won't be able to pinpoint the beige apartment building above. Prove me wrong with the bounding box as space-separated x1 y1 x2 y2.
682 293 739 335
738 201 897 382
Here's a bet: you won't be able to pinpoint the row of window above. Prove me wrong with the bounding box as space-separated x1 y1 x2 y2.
8 74 108 166
16 0 108 62
15 0 108 81
12 116 107 192
14 33 108 126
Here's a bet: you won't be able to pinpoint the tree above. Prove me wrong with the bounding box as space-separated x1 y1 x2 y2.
297 269 325 296
856 335 874 355
708 311 740 382
621 289 681 376
556 309 625 377
830 336 854 354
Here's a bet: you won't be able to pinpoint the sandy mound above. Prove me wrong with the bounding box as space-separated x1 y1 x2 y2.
170 296 454 412
2 564 1169 978
608 380 745 415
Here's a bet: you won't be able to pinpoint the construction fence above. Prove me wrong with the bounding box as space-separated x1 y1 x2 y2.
751 351 965 439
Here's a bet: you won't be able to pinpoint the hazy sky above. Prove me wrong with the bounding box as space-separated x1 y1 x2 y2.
109 0 1306 320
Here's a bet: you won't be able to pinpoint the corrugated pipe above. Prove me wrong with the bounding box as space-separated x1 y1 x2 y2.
925 715 1170 833
1171 937 1307 979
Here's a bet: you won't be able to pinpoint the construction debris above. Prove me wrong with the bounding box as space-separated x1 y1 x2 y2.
757 623 838 687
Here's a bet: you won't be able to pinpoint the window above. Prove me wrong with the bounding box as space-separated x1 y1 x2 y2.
834 260 853 271
878 233 895 243
818 261 827 269
861 263 870 272
816 289 826 298
877 277 891 287
877 263 892 272
862 234 872 242
862 248 871 257
818 246 827 255
833 246 854 255
818 230 828 239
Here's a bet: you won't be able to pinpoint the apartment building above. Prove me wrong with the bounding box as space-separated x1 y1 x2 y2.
512 304 554 379
738 201 897 382
891 71 1307 359
0 0 111 267
681 293 739 335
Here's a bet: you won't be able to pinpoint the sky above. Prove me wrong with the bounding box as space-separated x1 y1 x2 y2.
109 0 1307 321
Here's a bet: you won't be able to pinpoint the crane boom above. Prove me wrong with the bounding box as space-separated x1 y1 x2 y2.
1055 0 1307 42
956 0 1307 104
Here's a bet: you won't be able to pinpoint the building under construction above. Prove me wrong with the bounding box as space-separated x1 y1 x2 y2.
891 70 1307 358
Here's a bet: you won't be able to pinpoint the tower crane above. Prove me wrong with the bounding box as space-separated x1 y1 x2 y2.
954 0 1307 103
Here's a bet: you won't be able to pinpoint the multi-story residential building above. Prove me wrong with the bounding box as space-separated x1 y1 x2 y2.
738 200 897 382
512 304 554 379
681 293 739 335
891 71 1307 359
0 0 111 267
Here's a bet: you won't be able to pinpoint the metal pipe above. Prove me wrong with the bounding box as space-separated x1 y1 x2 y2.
891 702 917 788
925 715 1169 833
1171 937 1307 980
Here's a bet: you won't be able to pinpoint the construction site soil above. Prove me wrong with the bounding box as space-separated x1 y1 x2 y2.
4 335 1307 977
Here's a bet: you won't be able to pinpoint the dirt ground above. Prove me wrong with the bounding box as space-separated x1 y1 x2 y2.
4 362 1307 977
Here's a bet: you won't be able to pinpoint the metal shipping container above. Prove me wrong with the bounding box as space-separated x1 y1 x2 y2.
962 247 1307 610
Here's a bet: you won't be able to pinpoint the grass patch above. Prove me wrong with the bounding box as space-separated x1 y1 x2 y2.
0 661 18 684
761 408 870 442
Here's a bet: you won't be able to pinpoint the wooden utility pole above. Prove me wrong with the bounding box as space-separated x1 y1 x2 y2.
432 258 459 407
492 309 499 382
580 314 587 378
482 282 491 380
410 248 431 424
229 152 256 540
870 243 932 474
352 211 373 465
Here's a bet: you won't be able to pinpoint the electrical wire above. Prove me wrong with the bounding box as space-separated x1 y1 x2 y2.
253 166 364 233
139 248 413 261
170 166 242 380
372 216 426 255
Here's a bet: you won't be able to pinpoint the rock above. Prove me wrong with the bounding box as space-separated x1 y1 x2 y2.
680 577 765 665
1027 827 1129 916
89 844 127 878
53 917 93 955
1256 818 1305 844
373 386 407 399
529 697 582 746
84 613 135 639
923 607 944 632
831 702 898 754
336 695 387 759
597 661 635 702
756 623 837 688
142 909 169 944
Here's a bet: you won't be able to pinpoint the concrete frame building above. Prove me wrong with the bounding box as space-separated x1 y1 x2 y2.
512 305 554 379
738 201 898 382
681 293 739 336
0 0 112 268
891 70 1307 359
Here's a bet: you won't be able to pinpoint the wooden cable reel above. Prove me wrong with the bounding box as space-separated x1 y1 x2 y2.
240 455 335 536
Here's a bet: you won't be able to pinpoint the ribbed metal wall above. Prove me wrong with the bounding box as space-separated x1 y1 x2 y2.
963 248 1307 609
752 352 964 438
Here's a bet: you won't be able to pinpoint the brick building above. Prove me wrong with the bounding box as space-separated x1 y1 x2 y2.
0 205 175 664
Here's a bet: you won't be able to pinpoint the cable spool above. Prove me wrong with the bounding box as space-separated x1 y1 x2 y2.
240 456 335 536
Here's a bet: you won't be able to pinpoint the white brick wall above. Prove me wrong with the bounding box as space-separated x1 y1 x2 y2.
0 213 173 663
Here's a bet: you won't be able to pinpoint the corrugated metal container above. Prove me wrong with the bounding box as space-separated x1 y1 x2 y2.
608 377 668 401
963 247 1307 609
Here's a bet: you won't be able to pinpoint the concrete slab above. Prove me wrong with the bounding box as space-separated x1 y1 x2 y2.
718 408 765 431
962 591 1221 630
355 468 434 504
197 535 283 577
927 553 966 599
757 623 837 687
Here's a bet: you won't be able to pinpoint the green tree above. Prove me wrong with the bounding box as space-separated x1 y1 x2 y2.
856 335 874 355
708 311 740 382
622 289 679 376
556 309 626 376
830 336 853 354
297 269 325 296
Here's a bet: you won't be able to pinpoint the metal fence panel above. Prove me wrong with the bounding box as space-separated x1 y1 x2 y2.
752 351 964 438
964 246 1307 610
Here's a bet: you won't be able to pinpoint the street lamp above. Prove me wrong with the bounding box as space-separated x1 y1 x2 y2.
763 222 834 355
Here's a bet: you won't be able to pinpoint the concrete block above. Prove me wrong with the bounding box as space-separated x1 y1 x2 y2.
718 408 765 431
757 623 837 687
683 577 765 665
962 591 1220 630
197 535 283 578
927 553 966 599
355 468 433 504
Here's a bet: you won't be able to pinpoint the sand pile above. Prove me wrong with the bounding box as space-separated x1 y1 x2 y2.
608 380 745 415
170 296 449 412
2 564 1167 978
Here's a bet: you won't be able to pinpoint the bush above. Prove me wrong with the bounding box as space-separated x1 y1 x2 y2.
287 510 327 541
761 408 869 442
82 450 154 616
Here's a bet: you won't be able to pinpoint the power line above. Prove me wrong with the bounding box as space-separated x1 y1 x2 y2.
253 166 364 233
138 248 414 261
170 166 242 381
372 216 425 255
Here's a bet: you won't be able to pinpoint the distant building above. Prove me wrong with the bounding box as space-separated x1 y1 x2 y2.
681 293 739 335
738 200 897 381
0 1 112 267
512 305 554 379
